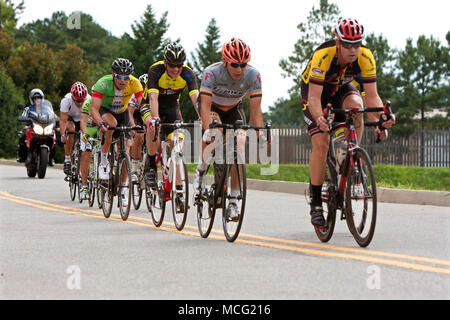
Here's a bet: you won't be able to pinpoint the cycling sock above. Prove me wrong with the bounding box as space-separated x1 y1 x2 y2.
229 188 239 205
148 154 157 169
64 155 70 162
132 159 139 172
311 184 323 207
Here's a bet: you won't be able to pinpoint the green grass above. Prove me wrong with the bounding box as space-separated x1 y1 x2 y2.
187 163 449 192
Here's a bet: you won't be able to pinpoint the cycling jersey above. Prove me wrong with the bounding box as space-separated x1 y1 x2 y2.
60 92 91 122
142 61 198 105
81 97 97 127
199 62 262 111
91 74 143 114
301 40 377 101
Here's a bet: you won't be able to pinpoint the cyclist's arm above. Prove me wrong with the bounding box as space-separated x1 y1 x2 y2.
200 93 212 131
249 96 263 127
90 96 103 128
80 112 88 135
189 92 199 113
363 82 383 122
59 112 68 135
149 92 159 119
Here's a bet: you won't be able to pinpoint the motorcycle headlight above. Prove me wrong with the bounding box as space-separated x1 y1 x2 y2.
33 124 44 135
44 124 54 135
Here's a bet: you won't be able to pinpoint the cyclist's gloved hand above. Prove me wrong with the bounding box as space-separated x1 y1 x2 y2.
99 121 109 133
81 133 90 143
202 129 219 143
60 134 67 144
149 117 159 128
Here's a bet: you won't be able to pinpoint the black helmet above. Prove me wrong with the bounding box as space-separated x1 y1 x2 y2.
164 42 186 65
111 58 134 75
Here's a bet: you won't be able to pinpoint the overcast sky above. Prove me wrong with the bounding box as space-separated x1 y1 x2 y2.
13 0 450 112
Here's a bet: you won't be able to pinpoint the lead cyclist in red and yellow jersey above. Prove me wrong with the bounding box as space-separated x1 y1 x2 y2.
301 18 395 227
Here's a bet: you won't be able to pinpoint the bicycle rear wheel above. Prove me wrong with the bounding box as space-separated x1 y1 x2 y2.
69 148 78 201
314 159 338 242
222 159 246 243
171 159 189 231
132 161 143 210
118 154 132 221
145 170 166 227
101 150 115 218
345 147 377 247
88 155 95 207
196 164 216 238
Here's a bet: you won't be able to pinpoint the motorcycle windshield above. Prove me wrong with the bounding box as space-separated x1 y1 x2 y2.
34 100 56 125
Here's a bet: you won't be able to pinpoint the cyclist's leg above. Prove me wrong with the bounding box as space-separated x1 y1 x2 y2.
339 83 364 141
131 109 144 173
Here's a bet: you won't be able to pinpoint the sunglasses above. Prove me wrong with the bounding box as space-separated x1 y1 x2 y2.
229 62 247 68
340 41 362 49
114 74 130 80
166 62 183 69
32 96 42 100
72 98 84 103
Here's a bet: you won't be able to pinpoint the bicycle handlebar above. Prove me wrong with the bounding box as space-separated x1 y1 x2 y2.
209 120 272 144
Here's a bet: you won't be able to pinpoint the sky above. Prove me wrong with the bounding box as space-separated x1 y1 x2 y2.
12 0 450 113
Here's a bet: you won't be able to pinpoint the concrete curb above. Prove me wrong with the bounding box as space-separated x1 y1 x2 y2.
2 160 448 207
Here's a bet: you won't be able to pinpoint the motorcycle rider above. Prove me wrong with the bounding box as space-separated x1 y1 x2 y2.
17 89 56 166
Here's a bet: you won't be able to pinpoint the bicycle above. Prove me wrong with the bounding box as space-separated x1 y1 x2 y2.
85 135 101 208
131 126 147 211
145 120 194 231
99 125 143 221
194 120 271 242
64 131 82 203
308 101 393 247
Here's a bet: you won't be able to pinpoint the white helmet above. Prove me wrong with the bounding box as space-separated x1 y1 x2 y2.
29 88 44 105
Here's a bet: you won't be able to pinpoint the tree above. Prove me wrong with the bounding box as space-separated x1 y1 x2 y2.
279 0 340 94
191 18 222 79
180 18 223 122
6 41 62 104
396 35 450 165
0 0 24 33
126 4 171 75
0 65 23 158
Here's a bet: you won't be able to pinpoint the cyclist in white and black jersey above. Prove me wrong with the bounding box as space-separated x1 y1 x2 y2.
194 37 265 219
59 82 91 175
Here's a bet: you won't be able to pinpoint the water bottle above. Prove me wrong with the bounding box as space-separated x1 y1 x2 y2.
336 141 347 173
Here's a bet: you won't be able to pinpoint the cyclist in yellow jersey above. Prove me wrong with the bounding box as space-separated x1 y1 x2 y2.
140 42 199 190
301 18 395 227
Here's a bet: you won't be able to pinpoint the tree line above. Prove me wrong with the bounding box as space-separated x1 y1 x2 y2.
0 0 448 160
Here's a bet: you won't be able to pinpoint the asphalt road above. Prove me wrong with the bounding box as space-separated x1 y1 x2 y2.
0 164 449 300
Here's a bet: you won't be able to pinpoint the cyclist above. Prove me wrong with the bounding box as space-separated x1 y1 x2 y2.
140 42 199 210
193 37 265 221
300 18 395 228
60 81 90 175
128 73 148 183
17 89 57 166
90 58 143 207
78 95 100 200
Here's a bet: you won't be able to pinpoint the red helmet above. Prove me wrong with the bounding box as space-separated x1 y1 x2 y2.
334 18 365 43
221 38 251 64
71 81 87 101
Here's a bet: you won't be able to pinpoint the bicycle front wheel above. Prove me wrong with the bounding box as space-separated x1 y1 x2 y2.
145 172 166 227
171 159 189 231
196 164 216 238
314 160 338 243
345 147 377 247
101 151 115 218
222 159 246 243
118 154 132 221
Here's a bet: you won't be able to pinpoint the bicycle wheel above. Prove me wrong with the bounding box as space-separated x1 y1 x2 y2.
117 154 132 221
314 159 338 242
171 159 189 231
345 147 377 247
101 150 115 218
76 150 82 203
196 164 216 238
88 154 95 207
222 158 246 243
132 160 143 210
69 148 77 201
145 170 166 227
95 151 102 209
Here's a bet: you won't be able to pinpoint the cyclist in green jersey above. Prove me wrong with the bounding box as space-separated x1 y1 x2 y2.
79 96 99 200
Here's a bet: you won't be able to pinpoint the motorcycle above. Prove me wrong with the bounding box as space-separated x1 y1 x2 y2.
18 100 57 179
